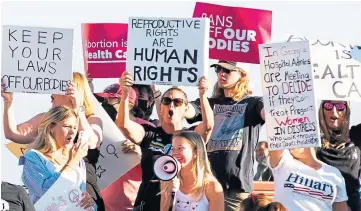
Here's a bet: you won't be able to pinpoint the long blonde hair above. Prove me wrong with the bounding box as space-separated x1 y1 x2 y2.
160 131 214 210
72 72 94 117
31 105 78 154
212 67 252 102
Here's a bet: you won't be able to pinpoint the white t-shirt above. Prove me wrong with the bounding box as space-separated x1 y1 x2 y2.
175 190 209 211
268 151 348 211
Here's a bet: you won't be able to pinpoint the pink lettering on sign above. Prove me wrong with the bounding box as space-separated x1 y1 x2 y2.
82 23 128 78
275 116 310 126
193 2 272 64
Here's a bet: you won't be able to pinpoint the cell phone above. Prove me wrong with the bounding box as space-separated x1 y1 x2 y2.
78 131 90 145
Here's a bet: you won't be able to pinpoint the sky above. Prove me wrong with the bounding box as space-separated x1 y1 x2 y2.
1 0 361 185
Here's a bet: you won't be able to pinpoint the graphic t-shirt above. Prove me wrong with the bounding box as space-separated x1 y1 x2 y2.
188 96 264 192
269 151 348 211
175 190 209 211
134 125 194 211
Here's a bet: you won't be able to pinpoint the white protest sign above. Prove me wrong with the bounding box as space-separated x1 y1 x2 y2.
351 45 361 63
34 171 92 211
127 17 209 86
1 25 73 94
286 34 361 101
90 95 140 190
259 40 320 150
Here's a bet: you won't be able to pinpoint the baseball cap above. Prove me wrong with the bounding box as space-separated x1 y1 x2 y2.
210 60 241 71
95 83 138 106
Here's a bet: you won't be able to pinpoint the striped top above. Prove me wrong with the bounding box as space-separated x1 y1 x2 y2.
19 149 87 204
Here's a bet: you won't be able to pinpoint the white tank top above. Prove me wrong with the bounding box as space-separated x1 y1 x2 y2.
174 190 209 211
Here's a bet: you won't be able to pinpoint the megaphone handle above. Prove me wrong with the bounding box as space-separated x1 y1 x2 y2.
168 190 176 211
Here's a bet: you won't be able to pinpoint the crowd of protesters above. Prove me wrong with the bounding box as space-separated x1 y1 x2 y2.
1 60 361 211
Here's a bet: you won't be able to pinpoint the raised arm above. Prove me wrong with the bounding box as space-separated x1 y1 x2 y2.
66 82 102 149
194 77 214 142
268 149 285 168
115 72 145 145
2 83 43 143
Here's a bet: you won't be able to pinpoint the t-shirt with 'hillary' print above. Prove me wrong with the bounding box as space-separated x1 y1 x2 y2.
269 151 348 211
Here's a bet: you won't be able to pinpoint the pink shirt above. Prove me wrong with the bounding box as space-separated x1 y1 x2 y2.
101 118 155 211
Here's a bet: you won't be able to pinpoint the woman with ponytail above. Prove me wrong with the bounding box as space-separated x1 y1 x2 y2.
160 131 224 211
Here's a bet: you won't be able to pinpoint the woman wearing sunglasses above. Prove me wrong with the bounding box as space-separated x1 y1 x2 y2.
116 71 214 211
316 101 360 211
184 60 265 211
269 106 348 211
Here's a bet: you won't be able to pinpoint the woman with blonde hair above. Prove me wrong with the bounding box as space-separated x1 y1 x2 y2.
160 131 224 211
118 72 214 211
20 105 96 210
1 72 105 210
184 61 265 211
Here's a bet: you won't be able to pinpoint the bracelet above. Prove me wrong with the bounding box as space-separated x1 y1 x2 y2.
154 93 162 99
153 91 162 99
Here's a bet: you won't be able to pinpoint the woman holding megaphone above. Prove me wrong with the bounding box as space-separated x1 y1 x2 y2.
117 72 214 211
160 131 224 211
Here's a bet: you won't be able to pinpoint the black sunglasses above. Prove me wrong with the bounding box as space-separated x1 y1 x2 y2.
161 97 186 107
214 66 236 74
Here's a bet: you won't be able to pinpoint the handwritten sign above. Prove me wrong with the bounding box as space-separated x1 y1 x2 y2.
193 2 272 64
127 17 209 86
90 95 140 190
1 25 73 94
34 171 92 211
286 34 361 101
82 23 128 78
259 41 320 150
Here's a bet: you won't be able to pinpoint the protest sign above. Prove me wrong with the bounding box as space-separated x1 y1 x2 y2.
90 95 140 190
193 2 272 64
286 34 361 101
259 40 320 150
1 25 73 94
5 142 28 158
351 45 361 63
127 17 209 86
82 23 128 78
34 171 92 211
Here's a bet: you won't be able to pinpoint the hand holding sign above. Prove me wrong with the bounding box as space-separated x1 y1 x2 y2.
119 71 134 96
198 76 209 96
1 82 13 103
77 191 95 210
66 82 82 109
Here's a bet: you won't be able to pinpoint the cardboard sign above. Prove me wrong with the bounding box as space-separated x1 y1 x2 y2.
82 23 128 78
34 171 92 211
193 2 272 64
259 41 320 150
1 25 73 94
5 142 28 158
127 17 209 86
286 34 361 101
90 95 140 190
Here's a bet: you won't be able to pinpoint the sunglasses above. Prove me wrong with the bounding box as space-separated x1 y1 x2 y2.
214 66 236 74
161 97 186 107
323 102 346 111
